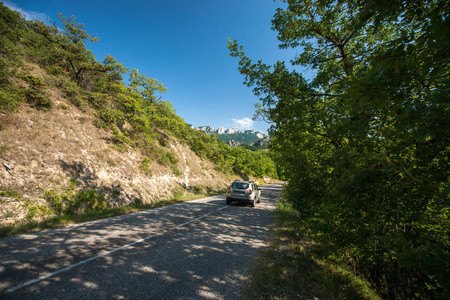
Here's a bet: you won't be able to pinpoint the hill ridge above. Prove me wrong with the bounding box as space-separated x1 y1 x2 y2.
194 126 268 146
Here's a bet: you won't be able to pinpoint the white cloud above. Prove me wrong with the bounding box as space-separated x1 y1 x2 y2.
3 0 48 22
232 117 254 130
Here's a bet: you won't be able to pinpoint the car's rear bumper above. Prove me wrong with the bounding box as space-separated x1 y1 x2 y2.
226 197 253 204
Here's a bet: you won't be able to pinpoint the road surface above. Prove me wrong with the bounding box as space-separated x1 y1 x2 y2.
0 183 282 299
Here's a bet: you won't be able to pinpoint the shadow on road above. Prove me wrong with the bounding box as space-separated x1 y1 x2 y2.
0 184 282 299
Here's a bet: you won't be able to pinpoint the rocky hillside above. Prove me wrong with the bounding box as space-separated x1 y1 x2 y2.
195 126 267 145
0 82 234 226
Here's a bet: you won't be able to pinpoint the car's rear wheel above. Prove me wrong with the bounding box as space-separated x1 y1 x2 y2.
226 199 231 205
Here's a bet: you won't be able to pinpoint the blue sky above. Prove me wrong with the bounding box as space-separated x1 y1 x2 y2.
5 0 298 134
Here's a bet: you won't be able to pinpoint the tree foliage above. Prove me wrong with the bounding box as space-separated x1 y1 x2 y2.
229 0 449 298
129 68 167 128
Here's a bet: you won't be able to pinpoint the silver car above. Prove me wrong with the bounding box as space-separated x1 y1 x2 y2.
226 180 261 207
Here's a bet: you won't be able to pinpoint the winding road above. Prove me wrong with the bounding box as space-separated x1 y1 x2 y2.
0 183 282 299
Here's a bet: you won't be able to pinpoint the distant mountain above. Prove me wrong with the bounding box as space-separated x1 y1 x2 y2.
195 126 265 138
194 126 268 148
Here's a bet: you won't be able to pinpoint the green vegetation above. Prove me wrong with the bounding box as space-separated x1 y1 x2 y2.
0 188 23 200
44 180 107 215
230 0 449 299
242 137 270 151
0 145 10 156
0 3 279 180
140 157 153 175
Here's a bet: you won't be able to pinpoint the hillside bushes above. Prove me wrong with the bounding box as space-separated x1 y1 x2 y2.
44 180 107 215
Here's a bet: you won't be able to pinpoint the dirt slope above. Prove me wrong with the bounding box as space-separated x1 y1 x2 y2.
0 98 232 226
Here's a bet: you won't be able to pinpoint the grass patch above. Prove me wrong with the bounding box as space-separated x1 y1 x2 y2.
172 166 182 176
0 188 23 199
0 188 226 239
240 192 381 300
0 145 10 156
140 157 153 175
57 102 70 110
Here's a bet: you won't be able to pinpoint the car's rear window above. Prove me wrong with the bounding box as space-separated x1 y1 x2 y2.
232 182 249 189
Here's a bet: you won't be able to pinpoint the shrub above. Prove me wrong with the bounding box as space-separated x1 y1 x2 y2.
44 181 108 215
109 125 131 151
172 166 182 176
44 189 64 214
140 157 152 175
57 102 70 110
22 200 51 219
22 75 52 110
192 185 211 195
157 134 170 147
0 88 22 111
62 80 87 107
157 148 178 166
0 145 10 156
64 189 107 214
45 65 64 75
0 188 22 199
46 73 68 88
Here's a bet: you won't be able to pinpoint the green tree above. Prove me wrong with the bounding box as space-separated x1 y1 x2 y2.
102 54 129 82
56 13 102 87
27 13 106 89
228 0 449 298
129 68 167 129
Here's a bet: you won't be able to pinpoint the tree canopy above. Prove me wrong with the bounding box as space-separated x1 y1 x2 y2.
229 0 449 298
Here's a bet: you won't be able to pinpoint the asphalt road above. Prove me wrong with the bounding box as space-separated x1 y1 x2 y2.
0 183 282 299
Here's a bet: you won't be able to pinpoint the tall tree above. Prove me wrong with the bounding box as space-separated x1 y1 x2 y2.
56 13 102 86
128 69 167 129
228 0 449 298
28 13 106 88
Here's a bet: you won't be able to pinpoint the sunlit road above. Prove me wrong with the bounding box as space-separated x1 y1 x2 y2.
0 183 282 299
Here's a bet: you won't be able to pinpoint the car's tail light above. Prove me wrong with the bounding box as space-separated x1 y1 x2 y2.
248 189 252 195
227 187 230 194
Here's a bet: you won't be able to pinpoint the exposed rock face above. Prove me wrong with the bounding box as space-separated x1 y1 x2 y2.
256 132 264 139
197 126 215 133
0 101 231 226
250 136 271 147
227 139 241 148
225 128 236 134
196 126 266 138
216 127 226 134
195 126 269 148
